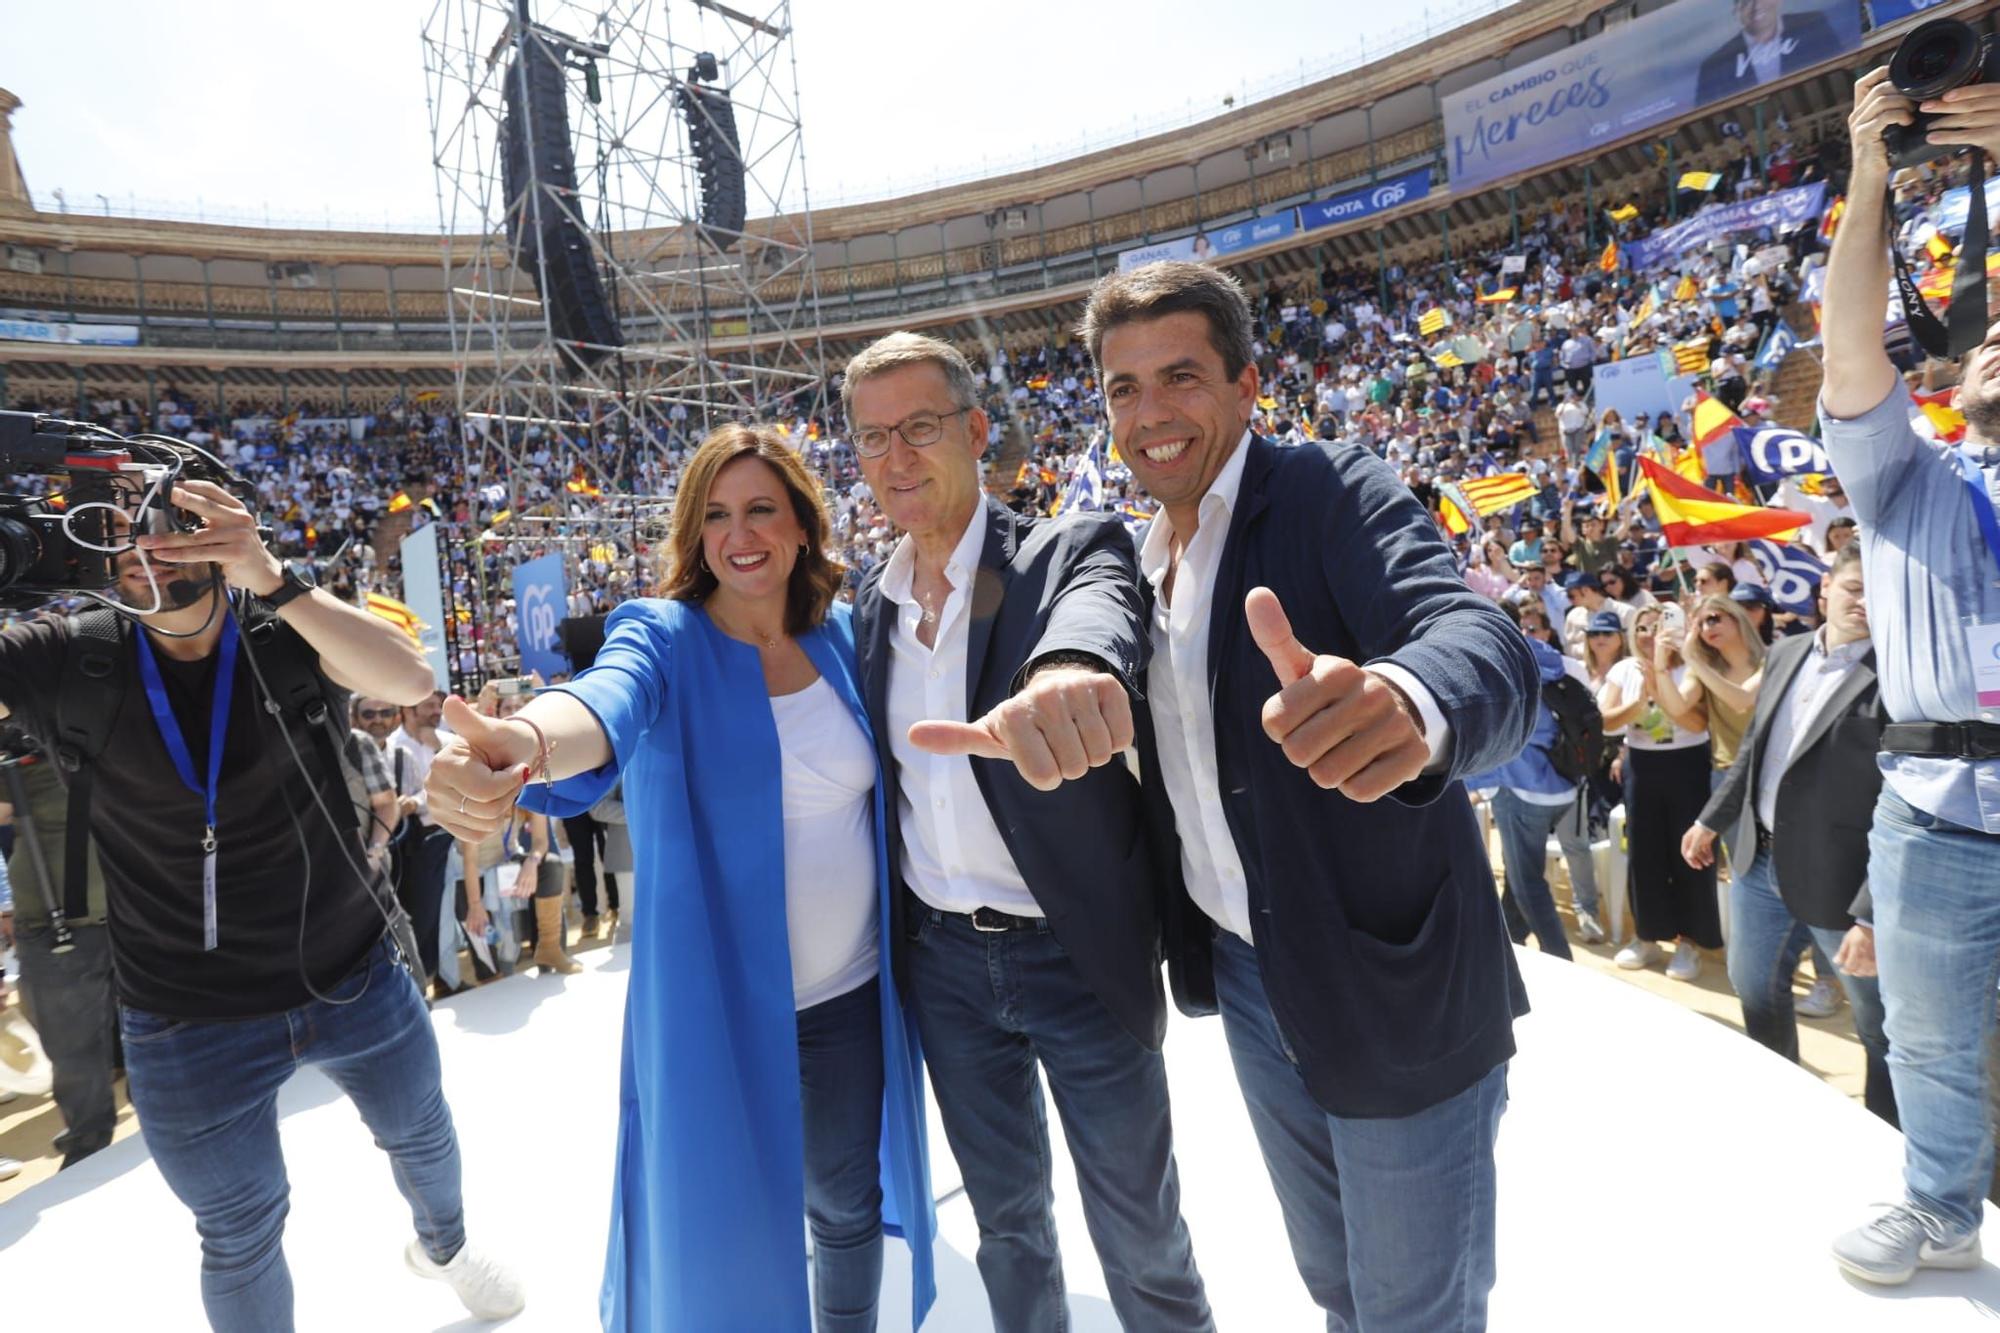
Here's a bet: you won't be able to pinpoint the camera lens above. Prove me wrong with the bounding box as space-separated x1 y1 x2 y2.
1890 18 1982 100
0 517 41 592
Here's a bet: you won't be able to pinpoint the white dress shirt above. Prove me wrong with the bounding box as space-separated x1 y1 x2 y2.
1142 431 1451 944
883 506 1041 917
387 725 438 827
1753 630 1873 835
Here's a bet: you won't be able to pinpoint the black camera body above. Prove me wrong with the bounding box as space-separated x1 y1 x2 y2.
1883 18 2000 170
0 409 248 611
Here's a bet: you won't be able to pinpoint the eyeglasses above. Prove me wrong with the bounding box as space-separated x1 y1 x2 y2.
357 707 398 721
851 407 972 459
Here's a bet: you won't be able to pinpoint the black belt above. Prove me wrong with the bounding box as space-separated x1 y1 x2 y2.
1755 823 1774 853
1880 722 2000 761
907 892 1044 934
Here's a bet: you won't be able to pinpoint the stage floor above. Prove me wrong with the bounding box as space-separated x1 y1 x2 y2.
3 944 1997 1331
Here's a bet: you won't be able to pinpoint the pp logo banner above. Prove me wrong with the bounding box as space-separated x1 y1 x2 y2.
512 554 570 681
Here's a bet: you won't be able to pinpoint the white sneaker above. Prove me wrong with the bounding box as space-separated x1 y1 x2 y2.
0 1156 19 1181
1666 941 1703 981
1615 939 1664 970
405 1239 526 1320
1797 976 1843 1019
1576 912 1608 945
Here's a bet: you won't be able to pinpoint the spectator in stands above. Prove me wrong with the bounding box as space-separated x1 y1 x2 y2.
1556 392 1590 459
388 692 452 993
1731 583 1778 645
1600 563 1655 612
1682 543 1895 1124
1603 605 1719 980
1659 593 1767 789
1560 570 1631 657
1694 560 1737 598
1466 537 1515 601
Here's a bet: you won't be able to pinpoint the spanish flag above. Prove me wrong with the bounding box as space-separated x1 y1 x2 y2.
1458 472 1540 516
1639 456 1808 546
388 491 413 514
1438 494 1470 536
1915 388 1967 442
1599 239 1620 273
1476 287 1517 304
1818 195 1845 245
1418 307 1449 336
366 592 424 642
1027 374 1050 391
1678 171 1721 192
1607 203 1640 223
565 478 603 497
1690 391 1744 446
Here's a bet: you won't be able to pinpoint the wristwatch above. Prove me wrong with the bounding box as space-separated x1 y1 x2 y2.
262 564 317 611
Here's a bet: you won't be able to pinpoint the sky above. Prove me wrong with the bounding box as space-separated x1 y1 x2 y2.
4 0 1499 230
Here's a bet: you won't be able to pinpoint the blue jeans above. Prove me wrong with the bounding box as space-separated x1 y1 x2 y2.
905 906 1211 1333
1210 931 1506 1332
1724 848 1897 1125
121 939 465 1333
1493 788 1574 961
1868 787 2000 1236
798 977 885 1333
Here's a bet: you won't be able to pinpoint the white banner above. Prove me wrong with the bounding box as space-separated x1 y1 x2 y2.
0 316 140 346
399 523 451 691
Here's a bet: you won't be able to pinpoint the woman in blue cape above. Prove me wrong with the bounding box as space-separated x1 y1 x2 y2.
428 424 936 1331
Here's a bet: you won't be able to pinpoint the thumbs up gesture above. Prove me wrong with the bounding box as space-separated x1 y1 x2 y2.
1246 586 1430 803
425 695 535 841
909 664 1134 792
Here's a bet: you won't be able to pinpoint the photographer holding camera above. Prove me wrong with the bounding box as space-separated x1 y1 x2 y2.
0 478 523 1330
1818 55 2000 1287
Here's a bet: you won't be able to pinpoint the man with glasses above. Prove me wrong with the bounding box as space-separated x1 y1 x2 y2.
845 331 1213 1332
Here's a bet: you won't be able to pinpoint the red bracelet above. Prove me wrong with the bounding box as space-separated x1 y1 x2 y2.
506 715 554 785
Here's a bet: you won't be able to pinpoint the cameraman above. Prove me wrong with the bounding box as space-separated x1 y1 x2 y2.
0 480 522 1330
1818 67 2000 1286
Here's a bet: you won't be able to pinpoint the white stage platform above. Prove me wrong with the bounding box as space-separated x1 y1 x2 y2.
4 944 1998 1331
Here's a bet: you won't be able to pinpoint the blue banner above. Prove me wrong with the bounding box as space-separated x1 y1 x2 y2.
1748 538 1828 615
1933 177 2000 236
1445 0 1860 192
1737 424 1833 483
1297 167 1431 233
1869 0 1952 26
1208 211 1298 257
1625 181 1828 271
1591 354 1700 433
1755 319 1799 372
511 554 569 681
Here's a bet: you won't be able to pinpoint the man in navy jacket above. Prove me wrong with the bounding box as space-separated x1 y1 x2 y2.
1081 261 1537 1331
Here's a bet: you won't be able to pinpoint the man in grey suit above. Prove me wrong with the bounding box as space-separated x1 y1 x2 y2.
1681 542 1894 1122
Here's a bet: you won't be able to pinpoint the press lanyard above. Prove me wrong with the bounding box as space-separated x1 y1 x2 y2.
1959 448 2000 587
134 612 240 951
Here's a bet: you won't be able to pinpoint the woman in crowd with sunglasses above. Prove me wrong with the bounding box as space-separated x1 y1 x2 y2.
1655 593 1767 786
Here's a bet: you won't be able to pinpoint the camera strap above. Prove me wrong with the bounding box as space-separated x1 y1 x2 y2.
1889 150 1991 360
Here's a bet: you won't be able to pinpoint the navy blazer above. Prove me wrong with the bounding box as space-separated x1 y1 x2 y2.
856 497 1169 1049
1148 436 1539 1119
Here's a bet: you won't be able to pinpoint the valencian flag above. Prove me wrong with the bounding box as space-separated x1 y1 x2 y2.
1418 306 1449 336
1457 472 1540 516
1599 239 1620 273
1690 391 1745 447
1438 493 1471 535
366 592 424 642
1672 340 1711 376
1607 202 1640 223
1673 273 1699 302
1639 456 1808 546
1433 350 1466 368
1915 388 1967 442
1678 171 1722 192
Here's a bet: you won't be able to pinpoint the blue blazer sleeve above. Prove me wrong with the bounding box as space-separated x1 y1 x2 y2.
1314 446 1538 797
518 599 675 819
1014 513 1149 697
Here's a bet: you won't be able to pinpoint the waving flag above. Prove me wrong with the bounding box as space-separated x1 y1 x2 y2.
1690 392 1745 447
366 592 425 642
1583 429 1614 475
1747 539 1829 615
1678 171 1722 192
1608 202 1640 223
1600 239 1620 273
1639 456 1808 546
1915 388 1968 442
1438 494 1471 535
1050 448 1105 516
1433 350 1466 368
1476 287 1517 304
387 491 413 514
1737 423 1832 483
1754 320 1798 372
1674 273 1699 302
1818 195 1845 245
1418 307 1449 336
1672 340 1710 376
1458 472 1540 516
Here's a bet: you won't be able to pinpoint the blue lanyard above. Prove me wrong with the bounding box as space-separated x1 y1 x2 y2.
134 610 239 949
1959 449 2000 586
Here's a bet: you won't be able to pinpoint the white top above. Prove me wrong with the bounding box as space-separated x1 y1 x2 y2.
386 725 438 827
882 506 1041 917
1141 430 1451 945
1752 631 1873 836
1607 658 1710 751
772 677 880 1011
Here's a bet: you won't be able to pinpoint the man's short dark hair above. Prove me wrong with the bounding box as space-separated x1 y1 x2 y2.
1078 261 1255 381
1830 541 1863 577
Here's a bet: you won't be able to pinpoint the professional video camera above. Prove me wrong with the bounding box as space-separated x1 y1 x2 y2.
0 409 250 611
1883 17 2000 170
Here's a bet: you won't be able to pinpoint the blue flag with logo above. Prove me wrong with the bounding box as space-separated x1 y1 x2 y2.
1737 424 1832 484
1748 539 1827 617
1754 320 1798 373
512 553 569 681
